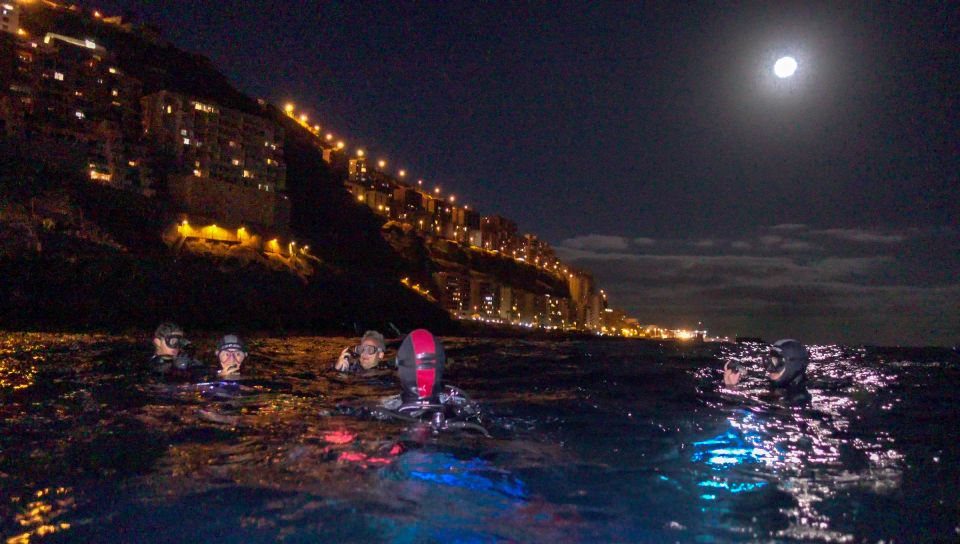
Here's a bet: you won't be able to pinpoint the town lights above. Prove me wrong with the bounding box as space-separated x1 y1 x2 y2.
284 103 294 114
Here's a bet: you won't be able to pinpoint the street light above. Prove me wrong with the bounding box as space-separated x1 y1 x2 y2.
399 169 406 177
326 133 333 140
357 149 365 157
378 160 386 168
336 141 344 149
284 103 294 114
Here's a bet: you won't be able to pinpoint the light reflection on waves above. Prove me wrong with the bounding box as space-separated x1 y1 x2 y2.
0 333 950 542
696 343 905 541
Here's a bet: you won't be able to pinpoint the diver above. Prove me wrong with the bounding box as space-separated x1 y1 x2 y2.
215 334 248 377
376 329 487 436
149 322 202 374
724 338 810 388
334 330 389 373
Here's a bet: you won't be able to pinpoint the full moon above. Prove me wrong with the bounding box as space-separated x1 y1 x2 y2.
773 56 798 78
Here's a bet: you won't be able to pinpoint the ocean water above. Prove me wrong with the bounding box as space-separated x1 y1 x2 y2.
1 332 958 543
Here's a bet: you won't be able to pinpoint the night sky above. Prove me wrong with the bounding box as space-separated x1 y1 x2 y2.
93 1 958 346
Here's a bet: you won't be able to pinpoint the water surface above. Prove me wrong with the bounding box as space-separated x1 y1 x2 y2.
1 333 958 542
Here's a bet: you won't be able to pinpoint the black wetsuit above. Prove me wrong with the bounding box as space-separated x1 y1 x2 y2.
149 354 204 375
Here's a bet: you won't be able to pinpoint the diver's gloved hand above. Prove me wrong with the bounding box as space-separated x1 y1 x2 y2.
335 347 359 372
219 361 241 376
173 355 198 370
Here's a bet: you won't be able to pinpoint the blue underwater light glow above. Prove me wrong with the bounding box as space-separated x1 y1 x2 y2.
402 452 528 499
690 415 773 499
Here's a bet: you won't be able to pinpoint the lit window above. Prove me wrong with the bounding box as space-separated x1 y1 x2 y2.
183 138 190 145
242 170 252 178
111 89 118 96
193 169 202 177
75 111 85 119
231 159 240 166
166 105 172 114
109 67 117 74
54 72 64 81
180 129 187 136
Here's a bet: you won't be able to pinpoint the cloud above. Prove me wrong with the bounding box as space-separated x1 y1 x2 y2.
558 234 630 252
633 237 656 246
770 223 807 231
553 246 640 262
817 228 907 244
759 235 783 246
780 240 817 251
553 226 957 345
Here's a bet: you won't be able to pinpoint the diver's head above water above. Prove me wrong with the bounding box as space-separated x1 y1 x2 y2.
723 339 810 388
216 334 248 376
397 329 445 405
152 322 190 358
765 339 809 387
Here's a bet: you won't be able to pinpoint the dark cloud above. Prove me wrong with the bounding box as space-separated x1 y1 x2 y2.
558 234 631 252
815 228 908 244
556 225 959 345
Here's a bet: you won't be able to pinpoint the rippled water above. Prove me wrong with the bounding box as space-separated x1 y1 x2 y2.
1 332 958 543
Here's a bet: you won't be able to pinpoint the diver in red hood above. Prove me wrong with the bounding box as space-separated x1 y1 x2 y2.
380 329 487 435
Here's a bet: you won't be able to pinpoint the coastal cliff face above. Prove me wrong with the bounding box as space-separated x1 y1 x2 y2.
1 5 459 335
2 3 578 336
0 144 455 334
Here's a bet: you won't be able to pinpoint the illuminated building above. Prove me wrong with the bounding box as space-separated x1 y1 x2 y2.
142 90 286 191
433 271 471 317
142 90 289 229
346 156 398 215
0 2 20 36
468 276 499 319
480 214 518 252
1 31 149 192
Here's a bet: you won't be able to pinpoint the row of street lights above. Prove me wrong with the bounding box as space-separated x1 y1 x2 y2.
281 101 465 207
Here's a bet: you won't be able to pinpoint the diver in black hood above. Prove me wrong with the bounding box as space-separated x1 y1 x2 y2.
378 329 487 435
724 339 810 388
149 322 203 374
